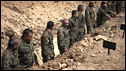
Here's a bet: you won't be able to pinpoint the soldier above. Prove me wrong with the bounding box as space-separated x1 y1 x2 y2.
97 2 106 16
77 4 86 41
69 10 79 46
96 3 117 27
116 1 122 14
18 28 38 68
2 37 26 70
57 19 69 54
41 21 55 63
85 1 95 34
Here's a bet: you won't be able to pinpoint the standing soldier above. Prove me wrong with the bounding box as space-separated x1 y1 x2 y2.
2 37 26 70
116 1 122 14
57 19 69 54
18 28 38 68
97 2 106 16
85 1 95 34
41 21 55 63
77 4 86 41
69 10 79 46
96 3 116 27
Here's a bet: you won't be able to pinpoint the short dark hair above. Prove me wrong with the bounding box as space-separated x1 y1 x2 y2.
22 28 33 37
78 4 83 10
8 37 18 48
101 2 106 6
72 10 77 16
47 21 54 29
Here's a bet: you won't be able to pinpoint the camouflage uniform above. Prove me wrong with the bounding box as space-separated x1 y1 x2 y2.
69 17 78 45
57 25 70 54
2 48 26 70
85 6 95 34
77 11 85 41
18 38 35 68
116 1 122 14
97 6 102 16
96 7 112 27
41 29 55 63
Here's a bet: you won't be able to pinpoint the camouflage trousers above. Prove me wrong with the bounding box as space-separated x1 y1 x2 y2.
69 32 78 46
86 24 95 34
76 28 85 41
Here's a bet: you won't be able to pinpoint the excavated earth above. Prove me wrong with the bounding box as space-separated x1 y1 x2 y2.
1 1 125 70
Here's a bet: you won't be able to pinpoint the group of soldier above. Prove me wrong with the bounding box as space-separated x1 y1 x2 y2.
2 1 122 70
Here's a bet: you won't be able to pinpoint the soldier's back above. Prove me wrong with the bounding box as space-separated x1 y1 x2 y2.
85 6 95 26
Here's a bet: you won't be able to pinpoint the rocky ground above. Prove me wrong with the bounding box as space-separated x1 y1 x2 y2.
1 1 125 70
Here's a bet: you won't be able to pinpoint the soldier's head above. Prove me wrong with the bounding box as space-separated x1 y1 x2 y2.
8 37 19 51
72 10 78 18
78 4 84 12
103 3 108 9
47 21 54 30
89 1 95 7
107 2 111 7
101 2 106 7
62 19 69 28
22 28 33 43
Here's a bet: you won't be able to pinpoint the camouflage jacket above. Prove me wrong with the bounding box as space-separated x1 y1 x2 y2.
97 6 102 16
85 6 95 26
96 7 112 25
41 29 55 58
77 11 85 29
18 38 35 68
69 17 79 37
57 25 70 51
2 48 25 70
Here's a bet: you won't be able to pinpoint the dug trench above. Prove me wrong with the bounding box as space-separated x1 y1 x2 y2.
30 12 125 70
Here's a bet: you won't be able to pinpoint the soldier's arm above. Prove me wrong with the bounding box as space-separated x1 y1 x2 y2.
97 7 101 16
2 54 11 70
57 29 67 50
31 40 36 64
101 9 111 18
69 19 78 26
85 10 91 25
82 15 85 25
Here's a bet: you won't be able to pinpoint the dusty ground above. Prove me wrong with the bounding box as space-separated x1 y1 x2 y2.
1 1 125 70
